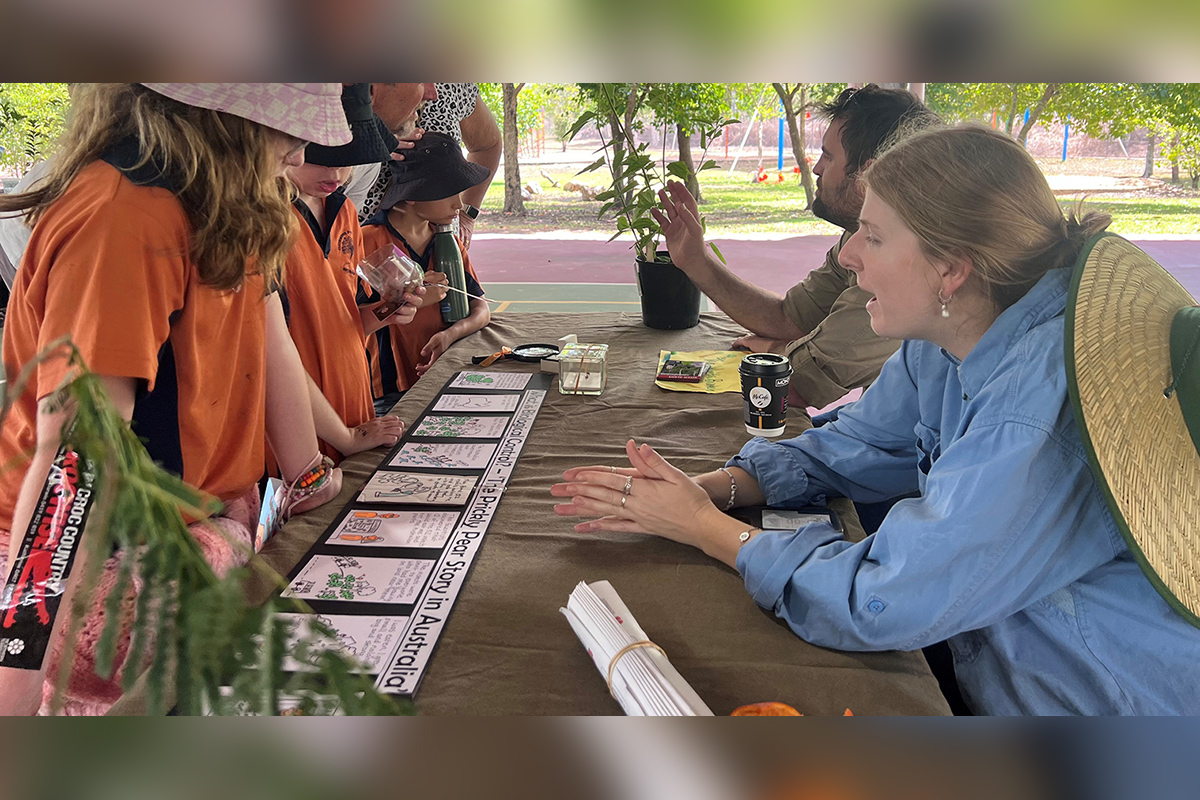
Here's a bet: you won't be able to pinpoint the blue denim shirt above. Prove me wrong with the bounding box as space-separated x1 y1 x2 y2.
730 267 1200 715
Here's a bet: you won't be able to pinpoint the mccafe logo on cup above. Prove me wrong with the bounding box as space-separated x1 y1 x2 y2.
739 353 792 437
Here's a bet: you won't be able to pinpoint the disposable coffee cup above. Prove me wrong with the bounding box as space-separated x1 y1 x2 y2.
739 353 792 437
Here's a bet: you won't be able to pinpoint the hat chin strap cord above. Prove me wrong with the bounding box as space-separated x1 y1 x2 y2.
1164 325 1200 399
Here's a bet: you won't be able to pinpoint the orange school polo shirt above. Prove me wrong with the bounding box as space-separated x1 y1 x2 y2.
0 146 268 530
280 191 374 463
360 221 483 396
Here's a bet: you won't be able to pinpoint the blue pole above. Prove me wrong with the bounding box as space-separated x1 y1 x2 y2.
777 98 785 171
1024 107 1030 125
1062 118 1070 161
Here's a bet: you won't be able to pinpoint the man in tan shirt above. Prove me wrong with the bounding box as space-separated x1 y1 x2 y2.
654 85 939 411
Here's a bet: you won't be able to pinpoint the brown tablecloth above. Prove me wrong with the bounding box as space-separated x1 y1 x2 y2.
251 312 950 715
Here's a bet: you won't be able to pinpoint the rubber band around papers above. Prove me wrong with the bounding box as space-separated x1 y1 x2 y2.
606 640 667 699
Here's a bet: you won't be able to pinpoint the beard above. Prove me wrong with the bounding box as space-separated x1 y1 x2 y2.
392 117 418 140
812 178 861 231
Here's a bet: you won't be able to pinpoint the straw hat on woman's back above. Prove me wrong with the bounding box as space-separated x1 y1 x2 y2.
1066 233 1200 626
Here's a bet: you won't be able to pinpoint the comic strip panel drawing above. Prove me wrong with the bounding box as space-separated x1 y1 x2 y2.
389 442 498 470
325 509 460 549
279 613 409 674
284 555 434 604
412 415 510 439
447 371 531 391
356 472 477 505
433 394 521 413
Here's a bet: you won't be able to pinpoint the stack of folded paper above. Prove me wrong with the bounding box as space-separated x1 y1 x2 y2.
561 580 713 716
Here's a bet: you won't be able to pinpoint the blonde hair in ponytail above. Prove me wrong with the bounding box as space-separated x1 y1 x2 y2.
0 83 296 292
862 124 1111 311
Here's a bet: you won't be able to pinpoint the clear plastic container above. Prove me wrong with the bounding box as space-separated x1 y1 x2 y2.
356 243 423 320
558 343 608 395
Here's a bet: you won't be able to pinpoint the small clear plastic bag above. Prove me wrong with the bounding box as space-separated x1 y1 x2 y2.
356 243 423 320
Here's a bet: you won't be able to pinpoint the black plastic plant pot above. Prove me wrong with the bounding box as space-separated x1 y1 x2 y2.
635 251 701 330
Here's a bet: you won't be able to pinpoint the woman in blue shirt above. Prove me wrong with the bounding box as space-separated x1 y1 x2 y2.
552 125 1200 715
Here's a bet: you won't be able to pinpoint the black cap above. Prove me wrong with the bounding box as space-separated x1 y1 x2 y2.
304 83 398 168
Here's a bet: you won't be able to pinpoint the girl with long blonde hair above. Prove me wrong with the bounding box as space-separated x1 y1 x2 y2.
0 84 399 714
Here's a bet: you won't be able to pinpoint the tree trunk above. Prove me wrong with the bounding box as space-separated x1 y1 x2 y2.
1171 132 1181 183
1016 83 1059 147
908 83 925 101
676 123 703 203
1143 131 1156 178
756 119 763 166
773 82 814 210
1005 84 1020 136
502 83 525 214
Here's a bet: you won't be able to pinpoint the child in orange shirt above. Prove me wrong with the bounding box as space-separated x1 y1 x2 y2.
361 132 492 415
281 83 420 463
0 83 377 714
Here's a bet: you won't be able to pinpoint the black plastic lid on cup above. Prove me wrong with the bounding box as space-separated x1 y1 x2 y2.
739 352 792 375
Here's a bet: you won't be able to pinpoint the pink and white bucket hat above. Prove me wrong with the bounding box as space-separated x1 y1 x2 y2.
139 83 352 147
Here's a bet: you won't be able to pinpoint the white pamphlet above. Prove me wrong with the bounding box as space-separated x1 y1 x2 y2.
761 509 835 531
561 580 712 716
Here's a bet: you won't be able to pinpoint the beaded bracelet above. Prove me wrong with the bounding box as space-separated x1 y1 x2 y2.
719 466 736 511
277 452 336 520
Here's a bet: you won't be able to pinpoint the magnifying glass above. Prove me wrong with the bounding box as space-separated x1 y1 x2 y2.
472 343 560 366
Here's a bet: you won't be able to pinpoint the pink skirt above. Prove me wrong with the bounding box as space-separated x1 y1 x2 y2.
1 485 259 715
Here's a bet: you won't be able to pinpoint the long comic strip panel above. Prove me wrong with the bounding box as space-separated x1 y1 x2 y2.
374 374 552 697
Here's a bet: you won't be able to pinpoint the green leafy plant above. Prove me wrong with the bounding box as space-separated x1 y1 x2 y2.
0 83 70 175
568 83 733 263
1 337 409 715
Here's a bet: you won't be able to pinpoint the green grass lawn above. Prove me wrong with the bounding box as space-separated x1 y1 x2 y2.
484 166 1200 237
1061 197 1200 235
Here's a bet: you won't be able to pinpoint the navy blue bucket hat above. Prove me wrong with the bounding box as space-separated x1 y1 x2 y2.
378 131 490 207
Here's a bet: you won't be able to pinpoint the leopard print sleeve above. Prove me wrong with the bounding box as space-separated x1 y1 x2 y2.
416 83 479 143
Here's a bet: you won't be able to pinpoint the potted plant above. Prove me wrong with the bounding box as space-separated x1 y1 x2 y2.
569 84 733 330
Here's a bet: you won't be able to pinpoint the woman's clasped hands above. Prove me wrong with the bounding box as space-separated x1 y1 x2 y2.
552 440 751 565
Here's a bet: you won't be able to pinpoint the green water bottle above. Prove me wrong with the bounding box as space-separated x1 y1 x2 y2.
433 224 469 323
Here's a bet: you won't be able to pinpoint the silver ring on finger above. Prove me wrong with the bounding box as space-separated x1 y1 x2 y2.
622 476 634 496
610 466 616 473
620 495 627 509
